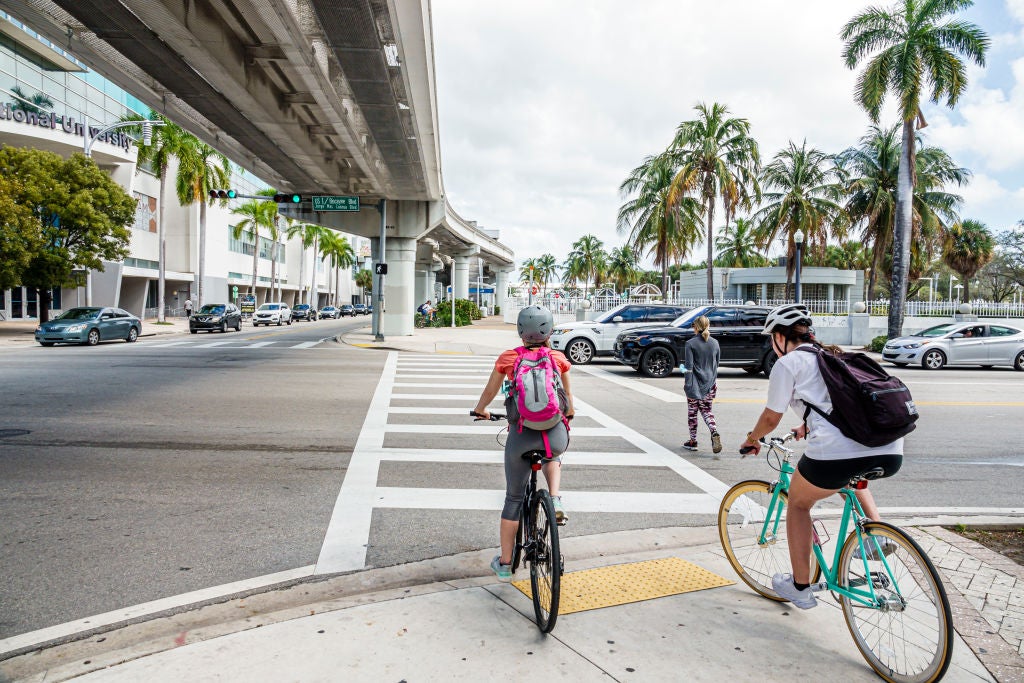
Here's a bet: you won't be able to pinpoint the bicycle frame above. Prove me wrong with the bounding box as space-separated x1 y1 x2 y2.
756 442 905 610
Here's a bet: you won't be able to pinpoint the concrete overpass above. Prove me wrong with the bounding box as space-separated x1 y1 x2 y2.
2 0 514 334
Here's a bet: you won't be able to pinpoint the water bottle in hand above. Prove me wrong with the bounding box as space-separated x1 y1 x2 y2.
679 361 687 374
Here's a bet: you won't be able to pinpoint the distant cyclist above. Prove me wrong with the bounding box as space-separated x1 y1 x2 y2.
740 303 902 609
472 305 574 582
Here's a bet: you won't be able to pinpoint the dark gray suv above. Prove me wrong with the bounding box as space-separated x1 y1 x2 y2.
613 305 778 378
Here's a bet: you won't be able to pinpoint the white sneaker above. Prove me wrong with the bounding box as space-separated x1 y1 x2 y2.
772 573 818 609
853 536 897 560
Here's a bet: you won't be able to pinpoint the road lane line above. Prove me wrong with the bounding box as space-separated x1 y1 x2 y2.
0 565 315 657
373 487 720 514
315 352 397 574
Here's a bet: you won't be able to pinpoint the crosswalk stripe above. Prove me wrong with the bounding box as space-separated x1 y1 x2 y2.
291 341 320 349
390 393 500 401
145 341 192 347
245 341 275 348
372 448 658 466
194 341 234 348
384 424 611 436
393 382 482 388
393 374 490 380
395 368 492 374
373 487 719 514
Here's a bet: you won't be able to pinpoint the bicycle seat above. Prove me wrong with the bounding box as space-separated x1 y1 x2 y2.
849 466 887 488
521 450 547 462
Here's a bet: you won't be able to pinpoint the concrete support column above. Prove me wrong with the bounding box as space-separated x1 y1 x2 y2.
827 283 835 313
381 237 416 336
760 283 768 303
414 267 429 308
454 255 470 301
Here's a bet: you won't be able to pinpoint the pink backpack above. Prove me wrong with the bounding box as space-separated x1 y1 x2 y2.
509 346 567 432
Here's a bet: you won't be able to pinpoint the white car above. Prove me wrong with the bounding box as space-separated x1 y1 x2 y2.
883 322 1024 370
253 302 292 326
549 303 690 364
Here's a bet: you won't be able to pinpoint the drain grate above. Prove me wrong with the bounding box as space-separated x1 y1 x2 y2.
0 429 31 438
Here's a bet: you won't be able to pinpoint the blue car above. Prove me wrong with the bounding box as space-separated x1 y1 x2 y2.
35 307 142 346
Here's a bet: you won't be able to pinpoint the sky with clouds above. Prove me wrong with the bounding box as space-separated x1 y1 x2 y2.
431 0 1024 268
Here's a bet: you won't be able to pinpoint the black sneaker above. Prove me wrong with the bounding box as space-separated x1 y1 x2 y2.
682 440 698 451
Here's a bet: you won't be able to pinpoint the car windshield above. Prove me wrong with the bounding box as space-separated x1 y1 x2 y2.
56 307 102 321
295 305 309 310
258 304 280 311
594 304 628 323
914 324 960 337
670 307 709 328
198 305 225 314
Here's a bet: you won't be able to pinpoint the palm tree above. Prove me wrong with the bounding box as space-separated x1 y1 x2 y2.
715 218 769 268
176 141 230 307
560 253 585 290
751 140 849 298
943 219 994 300
355 268 373 303
319 230 355 306
841 125 969 299
286 221 327 306
618 152 702 301
230 199 275 298
842 0 989 336
667 102 761 298
10 85 53 114
606 245 641 292
127 112 187 322
519 258 539 289
567 235 607 296
535 253 559 297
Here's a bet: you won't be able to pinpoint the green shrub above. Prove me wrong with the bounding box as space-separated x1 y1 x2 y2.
433 299 473 326
494 305 501 315
869 335 887 353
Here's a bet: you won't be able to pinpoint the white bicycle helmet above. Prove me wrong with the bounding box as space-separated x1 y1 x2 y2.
517 305 554 344
762 303 812 335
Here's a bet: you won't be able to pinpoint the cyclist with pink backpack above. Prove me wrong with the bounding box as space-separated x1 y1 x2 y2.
472 305 575 582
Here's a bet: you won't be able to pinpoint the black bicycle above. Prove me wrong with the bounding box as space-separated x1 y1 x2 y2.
471 410 562 633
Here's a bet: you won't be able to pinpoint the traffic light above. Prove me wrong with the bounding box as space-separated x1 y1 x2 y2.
273 192 302 204
209 189 237 199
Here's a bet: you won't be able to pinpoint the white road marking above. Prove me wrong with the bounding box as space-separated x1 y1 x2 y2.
244 341 275 348
194 341 234 348
384 424 611 436
291 341 320 349
374 487 719 514
0 565 315 657
373 448 655 466
393 382 484 388
144 341 193 347
574 365 683 403
391 393 501 401
393 374 491 380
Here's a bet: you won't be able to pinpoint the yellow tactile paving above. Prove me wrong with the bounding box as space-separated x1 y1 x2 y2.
511 557 733 615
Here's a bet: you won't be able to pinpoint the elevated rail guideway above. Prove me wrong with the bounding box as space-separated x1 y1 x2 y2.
4 0 514 335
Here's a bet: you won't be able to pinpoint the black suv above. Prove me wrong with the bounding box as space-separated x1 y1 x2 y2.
614 305 777 378
291 304 317 321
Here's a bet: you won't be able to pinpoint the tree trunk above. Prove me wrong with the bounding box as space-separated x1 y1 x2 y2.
157 168 167 323
250 227 258 297
335 262 341 306
198 200 207 308
309 234 319 309
662 262 669 303
705 196 715 299
888 119 915 338
37 287 52 323
297 241 306 305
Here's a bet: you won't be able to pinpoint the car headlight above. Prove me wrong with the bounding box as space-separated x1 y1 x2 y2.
35 326 42 332
903 342 926 349
552 329 572 335
66 324 87 333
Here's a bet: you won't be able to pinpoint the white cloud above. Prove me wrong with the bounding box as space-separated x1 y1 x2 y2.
433 0 1024 264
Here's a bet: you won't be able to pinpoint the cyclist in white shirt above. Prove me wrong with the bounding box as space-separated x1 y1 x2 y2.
740 303 903 609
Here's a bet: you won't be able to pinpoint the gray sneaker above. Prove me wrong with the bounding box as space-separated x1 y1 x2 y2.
552 496 568 525
772 573 817 609
711 432 722 454
490 555 512 582
853 536 897 560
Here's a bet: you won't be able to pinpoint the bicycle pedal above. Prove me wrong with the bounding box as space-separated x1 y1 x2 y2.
809 580 830 593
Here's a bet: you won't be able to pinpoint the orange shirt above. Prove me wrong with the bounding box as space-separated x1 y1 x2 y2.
494 348 571 379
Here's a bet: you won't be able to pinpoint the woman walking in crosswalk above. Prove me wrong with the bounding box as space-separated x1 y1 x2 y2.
681 315 722 456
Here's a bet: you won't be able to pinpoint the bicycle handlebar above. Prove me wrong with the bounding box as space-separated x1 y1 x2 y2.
739 430 797 456
470 410 506 421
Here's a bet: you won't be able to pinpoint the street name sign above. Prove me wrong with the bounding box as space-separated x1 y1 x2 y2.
312 195 360 212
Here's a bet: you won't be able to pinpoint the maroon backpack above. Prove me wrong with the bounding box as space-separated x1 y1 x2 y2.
797 346 918 447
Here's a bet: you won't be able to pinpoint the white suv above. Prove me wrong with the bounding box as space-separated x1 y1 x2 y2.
253 302 292 326
549 303 690 364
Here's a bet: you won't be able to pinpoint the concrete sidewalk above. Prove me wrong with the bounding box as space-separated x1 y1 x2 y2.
1 522 1020 682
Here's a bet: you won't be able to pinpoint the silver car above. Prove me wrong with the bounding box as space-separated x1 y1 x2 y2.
882 322 1024 370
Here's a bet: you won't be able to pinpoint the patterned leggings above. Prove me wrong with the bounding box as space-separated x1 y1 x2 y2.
687 384 718 439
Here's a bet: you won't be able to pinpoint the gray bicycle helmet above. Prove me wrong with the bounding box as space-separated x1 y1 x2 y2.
517 305 554 344
762 303 812 335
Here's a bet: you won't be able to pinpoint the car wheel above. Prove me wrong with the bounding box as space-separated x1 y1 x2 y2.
566 338 596 365
287 319 292 325
1014 351 1024 372
743 366 761 375
220 321 228 333
235 320 241 331
126 327 138 343
277 319 283 326
761 351 778 377
40 342 54 347
86 328 100 346
640 347 675 378
922 349 946 370
190 329 198 334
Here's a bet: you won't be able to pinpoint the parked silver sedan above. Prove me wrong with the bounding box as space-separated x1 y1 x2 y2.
882 322 1024 370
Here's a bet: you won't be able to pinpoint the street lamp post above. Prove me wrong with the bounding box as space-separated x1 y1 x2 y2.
948 274 958 308
954 284 963 303
793 229 804 304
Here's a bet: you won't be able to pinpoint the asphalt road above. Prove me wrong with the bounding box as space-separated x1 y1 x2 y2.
1 330 1021 643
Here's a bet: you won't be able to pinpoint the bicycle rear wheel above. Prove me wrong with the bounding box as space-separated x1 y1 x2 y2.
529 490 561 633
837 522 952 683
718 480 820 600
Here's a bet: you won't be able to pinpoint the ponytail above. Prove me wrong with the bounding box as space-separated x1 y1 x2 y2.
692 315 711 342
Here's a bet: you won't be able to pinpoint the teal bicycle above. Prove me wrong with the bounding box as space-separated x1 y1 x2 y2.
718 432 953 683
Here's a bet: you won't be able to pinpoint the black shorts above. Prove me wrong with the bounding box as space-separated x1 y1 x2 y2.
797 454 903 490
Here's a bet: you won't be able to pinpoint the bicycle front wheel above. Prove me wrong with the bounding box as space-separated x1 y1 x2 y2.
838 522 952 683
718 480 820 600
529 490 561 633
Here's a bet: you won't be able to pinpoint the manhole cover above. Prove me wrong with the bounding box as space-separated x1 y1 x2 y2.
0 429 31 438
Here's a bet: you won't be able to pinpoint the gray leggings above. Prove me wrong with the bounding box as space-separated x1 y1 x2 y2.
501 421 569 521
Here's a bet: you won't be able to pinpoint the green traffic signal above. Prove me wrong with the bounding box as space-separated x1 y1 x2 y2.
273 192 302 203
209 189 237 199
